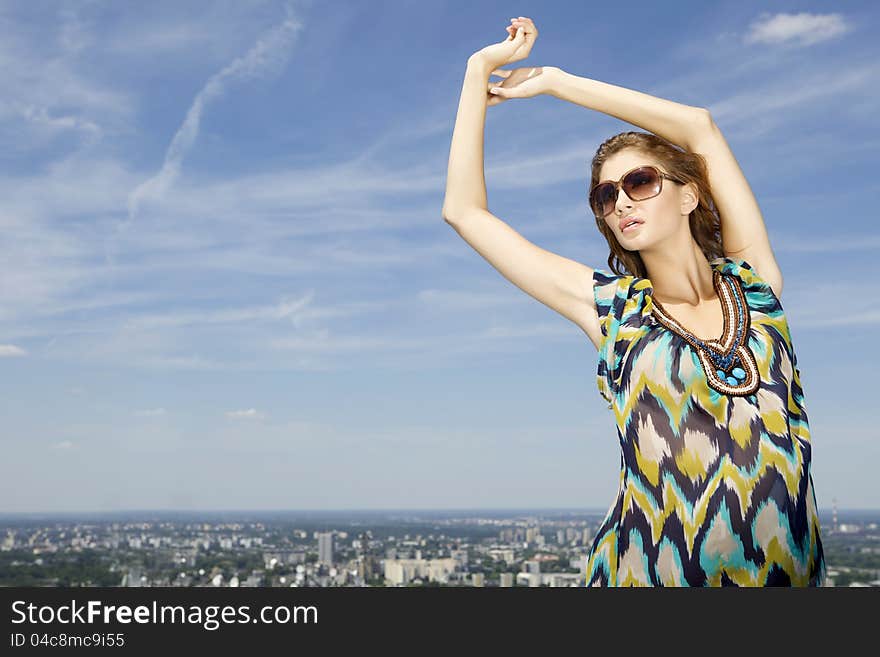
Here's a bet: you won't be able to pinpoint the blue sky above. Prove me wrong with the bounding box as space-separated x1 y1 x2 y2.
1 0 877 513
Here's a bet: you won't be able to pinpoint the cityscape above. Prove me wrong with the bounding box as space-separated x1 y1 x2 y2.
1 507 878 588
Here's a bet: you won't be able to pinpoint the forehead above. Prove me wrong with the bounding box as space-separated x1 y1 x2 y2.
599 150 660 181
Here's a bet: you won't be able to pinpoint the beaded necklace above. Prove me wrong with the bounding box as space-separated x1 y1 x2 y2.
649 269 760 397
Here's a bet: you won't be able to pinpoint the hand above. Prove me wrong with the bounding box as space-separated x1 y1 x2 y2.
486 65 558 106
471 16 538 71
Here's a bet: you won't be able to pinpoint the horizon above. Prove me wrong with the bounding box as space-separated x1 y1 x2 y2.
1 505 877 517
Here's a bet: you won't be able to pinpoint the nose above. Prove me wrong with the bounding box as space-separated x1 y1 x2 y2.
614 183 634 215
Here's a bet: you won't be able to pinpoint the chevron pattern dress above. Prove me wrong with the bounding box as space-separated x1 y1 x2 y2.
585 256 826 586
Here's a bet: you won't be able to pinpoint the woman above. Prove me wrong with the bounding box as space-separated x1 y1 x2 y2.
442 17 826 587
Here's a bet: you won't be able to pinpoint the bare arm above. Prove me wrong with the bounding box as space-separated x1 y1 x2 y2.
687 121 784 297
441 54 492 219
545 67 710 167
441 56 602 349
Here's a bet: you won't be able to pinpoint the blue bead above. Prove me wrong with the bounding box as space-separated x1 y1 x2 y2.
732 367 746 379
725 376 738 385
715 369 726 379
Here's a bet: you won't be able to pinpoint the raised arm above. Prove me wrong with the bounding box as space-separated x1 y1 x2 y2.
685 121 784 297
547 63 782 296
442 31 603 349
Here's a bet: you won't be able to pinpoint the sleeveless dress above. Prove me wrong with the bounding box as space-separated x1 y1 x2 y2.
585 255 826 586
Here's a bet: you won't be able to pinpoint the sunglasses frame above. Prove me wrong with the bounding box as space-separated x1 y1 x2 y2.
590 165 683 218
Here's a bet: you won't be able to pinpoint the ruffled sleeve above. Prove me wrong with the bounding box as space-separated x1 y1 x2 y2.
592 267 656 408
711 255 782 314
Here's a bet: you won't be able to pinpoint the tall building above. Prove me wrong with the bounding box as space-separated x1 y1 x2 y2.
582 526 594 546
317 532 334 566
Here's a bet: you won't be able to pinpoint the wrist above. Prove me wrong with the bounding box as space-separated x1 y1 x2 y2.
466 54 493 76
543 66 566 96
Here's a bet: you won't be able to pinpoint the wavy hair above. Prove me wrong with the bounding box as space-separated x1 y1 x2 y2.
590 131 723 278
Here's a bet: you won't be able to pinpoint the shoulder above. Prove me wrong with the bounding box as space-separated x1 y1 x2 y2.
717 251 784 299
591 266 654 335
711 254 784 303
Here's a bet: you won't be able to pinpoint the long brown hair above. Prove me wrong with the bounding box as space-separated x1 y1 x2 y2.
590 131 723 278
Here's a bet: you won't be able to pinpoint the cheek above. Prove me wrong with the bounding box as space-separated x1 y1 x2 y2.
645 195 680 225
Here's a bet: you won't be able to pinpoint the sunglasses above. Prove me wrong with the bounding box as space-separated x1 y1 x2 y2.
589 165 683 218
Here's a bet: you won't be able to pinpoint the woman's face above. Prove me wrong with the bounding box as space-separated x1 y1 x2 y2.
596 150 685 251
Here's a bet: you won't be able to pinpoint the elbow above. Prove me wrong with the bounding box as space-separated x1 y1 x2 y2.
694 107 716 131
441 203 454 224
442 199 486 225
441 202 466 225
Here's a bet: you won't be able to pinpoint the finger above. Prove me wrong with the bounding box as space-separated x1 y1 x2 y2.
511 19 536 38
491 68 511 78
488 89 507 105
507 26 524 44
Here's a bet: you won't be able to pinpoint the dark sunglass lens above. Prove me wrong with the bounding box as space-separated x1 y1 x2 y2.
591 183 616 216
624 167 661 200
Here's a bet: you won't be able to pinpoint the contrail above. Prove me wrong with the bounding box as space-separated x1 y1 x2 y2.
110 4 303 261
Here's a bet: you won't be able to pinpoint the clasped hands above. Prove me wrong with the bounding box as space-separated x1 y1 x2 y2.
470 16 557 105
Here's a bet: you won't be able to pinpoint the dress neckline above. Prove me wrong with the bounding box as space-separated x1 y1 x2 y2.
649 268 728 343
629 258 761 396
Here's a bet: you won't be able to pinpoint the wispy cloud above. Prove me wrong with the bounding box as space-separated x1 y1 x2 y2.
124 4 304 228
796 311 880 329
415 288 523 310
706 62 877 130
744 12 851 47
776 234 880 254
0 344 27 357
120 294 315 331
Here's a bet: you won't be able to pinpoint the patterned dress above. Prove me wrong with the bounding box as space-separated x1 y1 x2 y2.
585 255 826 586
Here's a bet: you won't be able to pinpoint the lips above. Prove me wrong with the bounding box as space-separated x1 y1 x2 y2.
619 216 644 231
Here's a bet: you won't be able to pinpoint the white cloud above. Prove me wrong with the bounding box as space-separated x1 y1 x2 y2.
744 12 850 47
0 344 27 357
20 105 101 137
0 14 135 150
225 408 266 420
51 440 74 450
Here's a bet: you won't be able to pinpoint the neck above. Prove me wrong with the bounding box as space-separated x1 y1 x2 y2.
641 240 716 306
